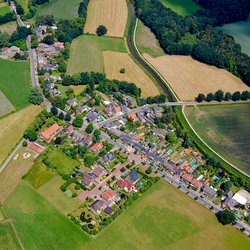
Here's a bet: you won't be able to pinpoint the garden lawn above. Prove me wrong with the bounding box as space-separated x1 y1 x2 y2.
36 0 82 20
159 0 201 16
67 34 127 74
0 105 42 166
38 175 82 214
135 20 164 58
47 147 80 173
0 58 31 109
3 181 249 249
185 104 250 175
0 222 21 250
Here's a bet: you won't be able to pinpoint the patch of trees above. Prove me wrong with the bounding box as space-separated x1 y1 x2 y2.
0 11 16 25
78 0 90 20
197 0 250 25
196 90 250 102
134 0 250 87
96 25 107 36
29 87 43 105
216 210 236 225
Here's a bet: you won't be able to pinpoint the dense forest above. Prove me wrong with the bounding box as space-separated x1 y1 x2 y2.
197 0 250 25
134 0 250 87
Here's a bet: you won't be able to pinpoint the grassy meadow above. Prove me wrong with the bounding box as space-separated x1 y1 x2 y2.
185 104 250 175
67 34 127 74
16 0 29 13
0 4 12 16
135 20 164 58
0 91 15 117
159 0 201 16
0 105 42 166
0 58 31 109
36 0 82 19
0 21 17 34
3 181 249 249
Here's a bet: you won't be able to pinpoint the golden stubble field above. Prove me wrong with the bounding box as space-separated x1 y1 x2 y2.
103 51 161 97
84 0 128 37
144 54 250 101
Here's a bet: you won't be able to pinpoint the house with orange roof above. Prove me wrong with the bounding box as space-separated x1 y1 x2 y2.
39 123 60 142
28 142 45 154
184 148 192 155
180 160 188 169
185 165 193 174
181 173 193 184
191 179 203 191
127 113 138 123
90 142 104 152
117 179 134 192
101 189 118 204
113 106 122 114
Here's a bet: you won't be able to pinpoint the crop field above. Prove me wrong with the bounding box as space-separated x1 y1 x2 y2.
0 105 42 166
217 21 250 56
0 222 21 250
103 51 160 97
67 35 127 74
0 91 15 117
0 148 36 205
185 104 250 175
159 0 201 16
36 0 82 19
46 147 80 174
38 175 82 214
135 20 164 58
144 54 250 101
0 58 31 109
85 0 128 37
3 180 249 249
0 21 17 34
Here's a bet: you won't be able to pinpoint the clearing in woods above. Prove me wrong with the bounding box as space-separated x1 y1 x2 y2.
36 0 82 19
67 35 127 74
144 54 250 101
0 91 15 117
0 105 42 166
135 19 164 58
0 21 17 34
3 181 250 249
185 104 250 175
103 51 160 97
84 0 128 37
159 0 201 16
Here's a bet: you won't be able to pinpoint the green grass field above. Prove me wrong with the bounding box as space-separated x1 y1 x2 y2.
159 0 201 16
0 90 15 117
136 20 164 58
0 58 31 109
47 147 80 173
0 222 21 250
36 0 82 20
185 104 250 175
16 0 29 13
3 181 249 249
0 5 12 16
67 34 127 74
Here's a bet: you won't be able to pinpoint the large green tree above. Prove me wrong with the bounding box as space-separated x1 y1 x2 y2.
216 210 236 225
29 88 43 105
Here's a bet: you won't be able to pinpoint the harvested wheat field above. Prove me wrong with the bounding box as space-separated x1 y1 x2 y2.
144 54 250 101
85 0 128 37
103 51 160 97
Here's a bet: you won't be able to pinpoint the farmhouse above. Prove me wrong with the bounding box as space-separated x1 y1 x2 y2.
39 123 60 142
1 46 22 58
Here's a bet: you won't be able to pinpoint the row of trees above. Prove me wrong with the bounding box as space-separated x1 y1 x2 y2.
134 0 250 87
196 90 250 102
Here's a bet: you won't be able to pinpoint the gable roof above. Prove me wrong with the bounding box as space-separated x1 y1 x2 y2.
93 166 106 178
191 179 203 188
181 173 193 183
104 207 115 216
28 142 45 154
128 170 139 183
90 200 105 212
81 172 92 187
102 189 116 201
39 123 60 141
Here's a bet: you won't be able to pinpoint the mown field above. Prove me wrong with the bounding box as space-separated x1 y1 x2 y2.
0 91 15 117
103 51 160 97
159 0 201 16
0 21 17 34
85 0 128 37
0 58 31 109
144 54 250 101
0 105 42 165
67 34 127 74
135 20 164 58
3 180 249 249
185 104 250 175
36 0 82 19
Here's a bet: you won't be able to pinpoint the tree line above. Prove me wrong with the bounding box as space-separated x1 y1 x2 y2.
134 0 250 87
196 90 250 102
0 1 16 25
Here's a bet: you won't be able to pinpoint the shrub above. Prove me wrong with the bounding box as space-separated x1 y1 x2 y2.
22 141 28 147
120 68 126 74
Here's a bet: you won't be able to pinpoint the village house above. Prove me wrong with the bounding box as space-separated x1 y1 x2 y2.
39 123 60 142
202 185 217 200
72 131 83 142
104 207 115 216
87 112 99 123
113 106 122 115
92 166 106 180
81 172 93 188
190 178 203 191
127 113 138 123
127 170 140 184
181 173 193 185
101 189 118 205
90 200 105 215
101 152 115 163
80 134 93 147
117 179 134 192
90 143 104 152
222 197 239 210
66 125 74 134
66 98 77 107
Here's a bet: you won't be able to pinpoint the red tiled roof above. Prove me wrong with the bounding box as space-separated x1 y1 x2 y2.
102 189 116 201
117 179 133 191
180 160 188 169
90 143 103 152
28 142 44 154
182 173 193 182
191 179 203 188
114 106 121 113
40 123 60 142
127 113 138 122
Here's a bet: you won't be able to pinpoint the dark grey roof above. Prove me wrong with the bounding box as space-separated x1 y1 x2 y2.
104 207 115 216
90 200 105 212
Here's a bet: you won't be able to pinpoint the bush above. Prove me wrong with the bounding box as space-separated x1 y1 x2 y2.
22 141 28 147
72 193 78 198
120 68 126 74
60 185 67 192
146 167 152 174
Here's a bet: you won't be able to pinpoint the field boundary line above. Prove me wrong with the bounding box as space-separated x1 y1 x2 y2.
182 105 250 178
